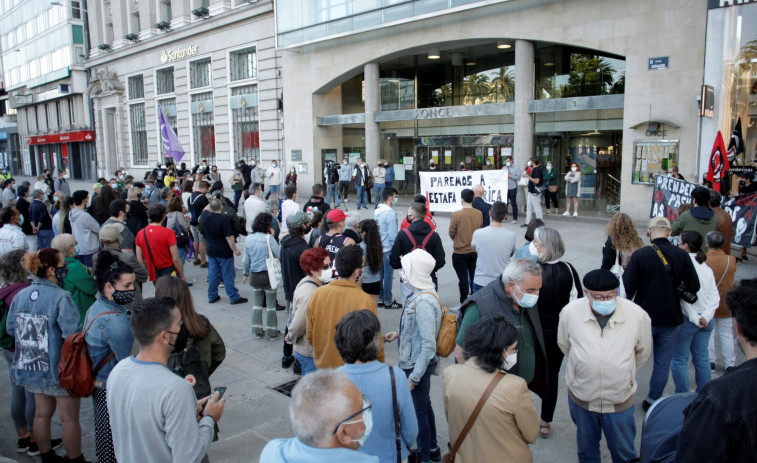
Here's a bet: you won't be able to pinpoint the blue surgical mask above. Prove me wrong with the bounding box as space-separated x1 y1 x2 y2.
592 299 617 316
513 282 538 308
348 407 373 447
18 215 23 226
392 197 398 206
75 243 80 256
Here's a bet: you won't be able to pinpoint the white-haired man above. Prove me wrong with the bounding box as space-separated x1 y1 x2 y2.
261 369 377 462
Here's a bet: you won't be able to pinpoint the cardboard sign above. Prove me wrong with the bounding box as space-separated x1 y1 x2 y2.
420 170 508 212
649 175 697 222
723 193 757 248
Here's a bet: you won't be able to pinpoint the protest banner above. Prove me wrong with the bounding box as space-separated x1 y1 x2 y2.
649 174 697 222
723 193 757 248
420 170 508 212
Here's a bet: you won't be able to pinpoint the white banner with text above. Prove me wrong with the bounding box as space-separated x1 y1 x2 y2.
419 170 508 212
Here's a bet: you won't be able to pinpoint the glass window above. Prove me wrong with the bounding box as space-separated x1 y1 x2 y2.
40 54 51 75
157 98 177 158
19 63 27 82
189 57 211 89
51 49 63 71
229 47 257 81
191 92 215 164
29 59 39 78
535 46 625 100
156 67 174 95
25 20 34 39
128 74 144 100
130 103 149 165
231 85 259 162
72 1 81 19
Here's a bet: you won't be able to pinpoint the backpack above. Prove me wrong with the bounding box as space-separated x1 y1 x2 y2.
167 338 211 399
168 213 190 248
402 228 434 251
58 310 118 398
188 192 200 224
0 299 15 350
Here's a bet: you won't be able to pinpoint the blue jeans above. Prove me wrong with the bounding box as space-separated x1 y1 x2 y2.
472 283 484 293
294 352 317 376
178 246 187 264
208 256 241 302
355 185 367 208
233 190 243 210
37 229 53 249
671 319 714 393
374 183 385 208
380 252 394 304
568 397 637 463
2 349 35 432
326 184 340 207
647 324 681 403
403 362 438 462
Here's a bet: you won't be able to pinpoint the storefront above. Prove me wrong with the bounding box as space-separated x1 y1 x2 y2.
25 130 96 179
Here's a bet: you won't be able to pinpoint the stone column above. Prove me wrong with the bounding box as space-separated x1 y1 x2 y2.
86 0 103 54
170 0 192 28
138 0 157 39
364 62 380 168
514 39 535 169
111 0 130 48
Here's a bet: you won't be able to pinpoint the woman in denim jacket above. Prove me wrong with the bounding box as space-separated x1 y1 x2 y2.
84 251 136 463
396 249 443 463
6 248 85 463
242 213 282 339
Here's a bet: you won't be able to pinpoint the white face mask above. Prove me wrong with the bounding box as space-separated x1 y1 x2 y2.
527 161 533 167
343 161 348 165
528 242 539 256
316 270 333 284
571 167 578 172
505 161 511 167
503 351 518 370
547 165 553 171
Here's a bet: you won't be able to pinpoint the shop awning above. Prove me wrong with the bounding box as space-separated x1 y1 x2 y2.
26 130 95 145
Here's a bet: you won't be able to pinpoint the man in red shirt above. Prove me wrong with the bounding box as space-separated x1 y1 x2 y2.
136 204 185 282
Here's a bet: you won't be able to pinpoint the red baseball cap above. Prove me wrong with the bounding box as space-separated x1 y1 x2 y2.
327 209 350 222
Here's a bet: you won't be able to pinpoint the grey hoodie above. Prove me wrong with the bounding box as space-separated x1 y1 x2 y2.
69 208 101 255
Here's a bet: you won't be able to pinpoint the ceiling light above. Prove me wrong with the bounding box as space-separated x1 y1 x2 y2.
544 62 555 67
466 61 477 66
428 48 440 60
497 42 512 49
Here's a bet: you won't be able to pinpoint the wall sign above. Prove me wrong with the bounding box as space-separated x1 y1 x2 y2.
633 139 678 184
700 85 715 118
708 0 757 9
26 130 95 145
648 57 669 70
160 45 199 63
420 170 508 212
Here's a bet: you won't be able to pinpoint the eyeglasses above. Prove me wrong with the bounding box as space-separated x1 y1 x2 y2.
333 395 372 434
589 293 617 302
322 264 331 271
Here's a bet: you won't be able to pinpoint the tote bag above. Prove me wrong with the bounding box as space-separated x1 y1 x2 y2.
266 234 282 289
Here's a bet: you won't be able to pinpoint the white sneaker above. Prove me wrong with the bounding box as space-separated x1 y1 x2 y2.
510 220 517 224
562 211 570 216
573 212 578 217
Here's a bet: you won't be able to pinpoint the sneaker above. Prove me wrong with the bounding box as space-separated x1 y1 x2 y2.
510 220 517 224
726 366 735 373
269 330 285 341
276 303 287 311
573 212 578 217
641 399 652 412
430 446 442 462
562 211 570 216
219 282 225 288
293 359 302 375
377 301 385 308
520 223 528 227
193 259 201 266
281 355 295 368
384 301 402 309
230 297 248 305
200 262 209 268
17 436 30 453
28 438 63 456
209 296 221 304
711 362 716 372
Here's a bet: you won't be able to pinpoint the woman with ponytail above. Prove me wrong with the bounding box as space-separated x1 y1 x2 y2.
670 230 720 395
6 248 86 463
84 250 136 463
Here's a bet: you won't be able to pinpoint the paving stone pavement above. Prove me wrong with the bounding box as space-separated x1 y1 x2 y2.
1 178 755 462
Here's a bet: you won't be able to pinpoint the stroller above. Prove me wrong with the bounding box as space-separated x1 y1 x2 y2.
628 393 697 463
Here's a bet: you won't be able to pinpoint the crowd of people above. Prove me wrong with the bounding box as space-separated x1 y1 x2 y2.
0 156 754 463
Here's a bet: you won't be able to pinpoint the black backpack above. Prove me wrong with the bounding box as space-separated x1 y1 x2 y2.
167 338 211 399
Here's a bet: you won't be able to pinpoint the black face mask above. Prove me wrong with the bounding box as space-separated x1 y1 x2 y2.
112 289 136 306
54 266 68 284
407 215 414 223
740 180 747 188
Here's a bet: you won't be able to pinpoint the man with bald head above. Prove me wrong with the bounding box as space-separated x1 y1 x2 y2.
472 184 492 228
261 369 378 462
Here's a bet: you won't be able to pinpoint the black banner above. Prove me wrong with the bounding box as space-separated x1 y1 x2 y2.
723 193 757 248
650 175 697 222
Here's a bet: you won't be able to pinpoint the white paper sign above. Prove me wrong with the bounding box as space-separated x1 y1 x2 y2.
420 170 508 212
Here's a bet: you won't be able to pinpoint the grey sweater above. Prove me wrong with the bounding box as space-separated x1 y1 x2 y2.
107 356 215 463
69 208 101 255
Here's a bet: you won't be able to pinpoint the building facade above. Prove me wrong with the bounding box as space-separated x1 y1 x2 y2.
274 0 732 220
1 0 94 179
85 0 281 181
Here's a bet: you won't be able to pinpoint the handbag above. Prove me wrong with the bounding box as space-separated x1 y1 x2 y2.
610 251 628 298
518 176 529 187
265 234 282 289
389 367 420 463
167 337 211 400
548 185 558 193
142 228 175 277
564 262 578 302
442 372 505 463
415 291 457 357
650 244 698 304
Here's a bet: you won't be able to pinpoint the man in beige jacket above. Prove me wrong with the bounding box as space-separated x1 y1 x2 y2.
558 269 652 463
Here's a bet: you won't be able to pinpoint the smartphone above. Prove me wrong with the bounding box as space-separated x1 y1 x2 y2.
202 387 227 413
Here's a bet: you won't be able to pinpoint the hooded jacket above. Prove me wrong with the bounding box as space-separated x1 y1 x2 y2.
279 234 310 302
69 208 102 255
389 220 445 273
302 195 330 215
671 207 718 247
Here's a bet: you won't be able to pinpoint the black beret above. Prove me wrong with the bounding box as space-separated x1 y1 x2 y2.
582 269 620 292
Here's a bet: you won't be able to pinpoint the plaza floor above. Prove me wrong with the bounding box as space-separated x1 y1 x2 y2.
1 178 755 462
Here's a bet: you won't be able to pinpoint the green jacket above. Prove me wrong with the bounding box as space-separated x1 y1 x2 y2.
543 168 558 187
671 207 718 250
63 256 98 324
194 321 226 375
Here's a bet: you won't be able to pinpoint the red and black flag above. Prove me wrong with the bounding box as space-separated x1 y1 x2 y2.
727 117 744 164
707 131 730 193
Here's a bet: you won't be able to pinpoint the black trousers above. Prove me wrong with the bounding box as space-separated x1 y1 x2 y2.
545 189 558 210
452 252 477 304
507 188 518 220
541 326 564 423
338 180 350 199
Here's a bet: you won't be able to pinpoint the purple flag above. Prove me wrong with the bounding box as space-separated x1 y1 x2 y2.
159 106 184 162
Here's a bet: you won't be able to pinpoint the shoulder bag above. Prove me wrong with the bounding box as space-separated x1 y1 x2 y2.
610 252 627 298
563 262 579 302
142 228 175 277
389 367 420 463
442 372 506 463
650 244 697 304
266 234 282 289
415 291 456 358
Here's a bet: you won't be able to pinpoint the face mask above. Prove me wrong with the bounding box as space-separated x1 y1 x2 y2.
505 162 511 167
348 407 373 447
17 215 23 226
592 298 617 316
406 214 414 223
378 164 383 168
392 197 398 206
272 164 278 168
74 244 80 256
486 161 492 166
571 167 578 172
291 169 295 173
54 266 68 282
547 165 553 171
111 183 117 188
527 161 533 167
528 242 539 256
513 282 538 308
112 289 136 306
503 351 518 370
343 160 347 165
120 174 125 180
145 185 152 192
316 271 333 284
740 180 747 188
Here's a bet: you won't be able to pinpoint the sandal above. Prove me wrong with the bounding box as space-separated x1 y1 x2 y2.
539 423 551 439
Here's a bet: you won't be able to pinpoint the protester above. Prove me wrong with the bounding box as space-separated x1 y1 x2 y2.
85 252 136 463
353 159 371 210
53 169 70 197
251 161 265 192
675 282 757 462
29 189 54 250
600 212 644 271
558 269 652 463
188 180 210 267
445 315 539 462
671 231 719 394
533 227 582 438
165 197 190 263
471 201 516 292
563 162 581 216
287 247 330 376
307 244 384 369
354 219 382 306
280 185 299 235
107 296 225 462
623 216 700 411
279 211 312 368
135 204 186 283
7 248 84 463
267 198 282 241
702 231 737 372
125 182 148 236
513 218 544 262
502 156 521 223
1 179 15 207
243 212 282 339
266 160 282 201
231 165 245 210
16 185 35 251
260 369 378 462
54 196 73 237
69 190 101 268
97 223 148 311
399 195 436 231
89 185 118 225
449 188 483 303
243 183 267 235
51 234 97 324
308 211 324 247
303 184 331 216
317 209 356 270
374 187 399 308
286 166 298 188
708 190 733 256
543 161 559 214
338 158 353 204
671 186 718 247
325 162 341 208
455 259 548 400
0 207 27 256
471 185 492 227
207 187 244 239
202 199 245 305
521 157 544 226
372 162 386 209
336 310 418 463
102 199 135 254
385 162 395 189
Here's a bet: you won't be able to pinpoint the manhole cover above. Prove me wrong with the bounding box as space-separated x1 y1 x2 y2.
272 379 300 397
